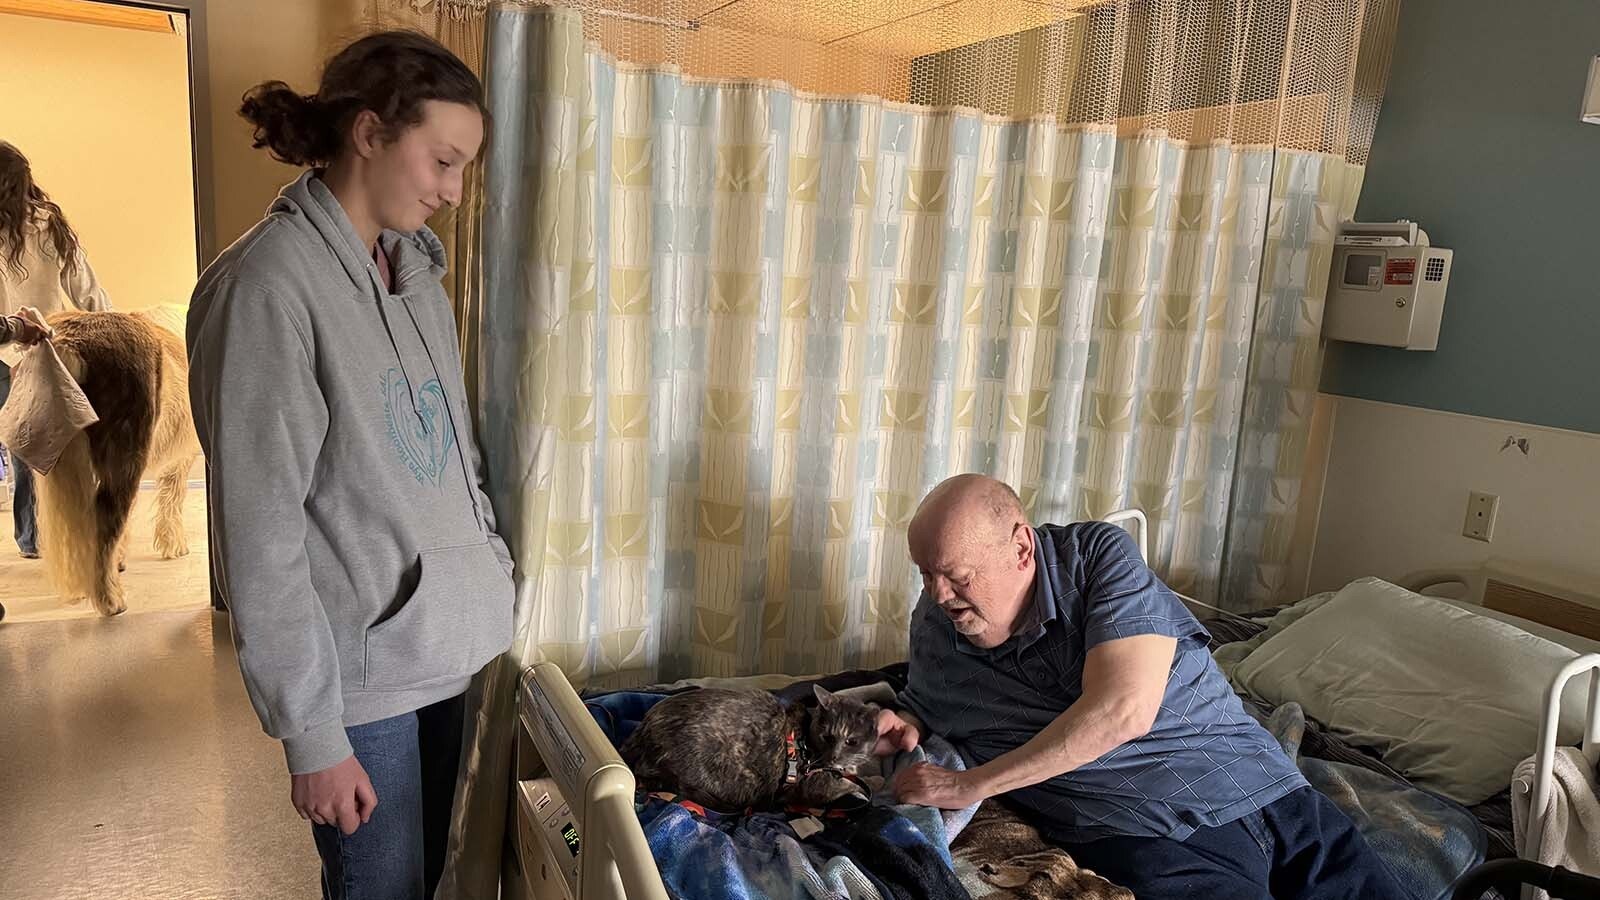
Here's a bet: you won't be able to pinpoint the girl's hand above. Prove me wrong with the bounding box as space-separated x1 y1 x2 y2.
8 307 52 345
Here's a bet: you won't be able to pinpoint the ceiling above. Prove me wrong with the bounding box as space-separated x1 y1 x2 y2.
581 0 1104 60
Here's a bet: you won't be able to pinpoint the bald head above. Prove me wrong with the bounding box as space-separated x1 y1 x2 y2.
908 475 1036 649
909 474 1027 551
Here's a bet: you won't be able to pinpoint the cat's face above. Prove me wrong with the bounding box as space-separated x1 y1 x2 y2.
807 686 879 775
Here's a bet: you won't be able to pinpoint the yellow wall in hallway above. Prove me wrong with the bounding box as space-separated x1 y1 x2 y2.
0 11 196 311
202 0 338 256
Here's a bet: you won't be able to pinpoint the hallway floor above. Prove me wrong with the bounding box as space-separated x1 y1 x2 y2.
1 476 211 624
0 609 320 899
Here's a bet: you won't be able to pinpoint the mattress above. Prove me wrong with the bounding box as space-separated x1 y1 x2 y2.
586 616 1506 900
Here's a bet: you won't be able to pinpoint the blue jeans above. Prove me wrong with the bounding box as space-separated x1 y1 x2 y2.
1059 787 1408 900
312 693 466 900
0 363 38 556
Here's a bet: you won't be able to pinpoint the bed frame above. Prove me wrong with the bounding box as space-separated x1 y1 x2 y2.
506 662 667 900
1476 570 1600 896
502 509 1600 900
1397 567 1600 891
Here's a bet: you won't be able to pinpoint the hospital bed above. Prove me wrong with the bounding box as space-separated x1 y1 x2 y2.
502 509 1600 900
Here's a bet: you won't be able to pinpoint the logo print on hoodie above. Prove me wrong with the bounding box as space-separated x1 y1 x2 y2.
383 368 456 486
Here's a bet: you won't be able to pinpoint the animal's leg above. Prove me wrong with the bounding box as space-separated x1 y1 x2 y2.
152 454 195 559
87 445 148 618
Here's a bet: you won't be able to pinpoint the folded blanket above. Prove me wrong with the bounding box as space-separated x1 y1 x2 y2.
635 800 884 900
802 804 971 900
1512 747 1600 900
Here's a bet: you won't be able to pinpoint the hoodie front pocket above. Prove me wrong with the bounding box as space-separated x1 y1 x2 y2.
363 541 514 690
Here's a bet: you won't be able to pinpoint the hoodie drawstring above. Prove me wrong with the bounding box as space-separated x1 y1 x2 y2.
396 294 488 534
374 296 427 431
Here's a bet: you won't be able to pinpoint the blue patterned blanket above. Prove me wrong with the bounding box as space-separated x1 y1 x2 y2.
583 681 1484 900
585 688 976 900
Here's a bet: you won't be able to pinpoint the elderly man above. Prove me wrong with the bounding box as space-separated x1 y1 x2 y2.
877 474 1403 899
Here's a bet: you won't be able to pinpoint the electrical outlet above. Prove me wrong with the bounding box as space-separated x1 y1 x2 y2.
1462 491 1499 542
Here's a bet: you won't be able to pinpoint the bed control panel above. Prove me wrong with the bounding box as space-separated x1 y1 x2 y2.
507 663 670 900
514 776 582 899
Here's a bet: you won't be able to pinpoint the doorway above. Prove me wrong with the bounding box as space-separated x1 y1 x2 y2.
0 0 217 622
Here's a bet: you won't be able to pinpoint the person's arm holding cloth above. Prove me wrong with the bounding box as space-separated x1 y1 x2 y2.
1 306 52 346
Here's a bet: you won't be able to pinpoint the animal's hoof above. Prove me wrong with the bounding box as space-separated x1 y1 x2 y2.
92 589 128 617
154 534 190 559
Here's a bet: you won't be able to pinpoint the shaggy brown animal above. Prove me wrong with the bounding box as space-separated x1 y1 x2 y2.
952 801 1134 900
34 307 200 616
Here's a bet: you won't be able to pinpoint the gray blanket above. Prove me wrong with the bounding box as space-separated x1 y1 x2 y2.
1254 699 1486 900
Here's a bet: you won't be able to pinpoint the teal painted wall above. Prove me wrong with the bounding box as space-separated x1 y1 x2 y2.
1319 0 1600 433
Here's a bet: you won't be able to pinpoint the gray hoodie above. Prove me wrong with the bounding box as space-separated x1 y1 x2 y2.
187 172 514 774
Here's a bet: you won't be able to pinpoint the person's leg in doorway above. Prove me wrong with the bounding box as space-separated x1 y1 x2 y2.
12 452 37 558
0 363 38 558
416 692 466 898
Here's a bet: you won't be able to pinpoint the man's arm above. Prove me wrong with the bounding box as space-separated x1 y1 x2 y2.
893 633 1175 808
968 633 1174 796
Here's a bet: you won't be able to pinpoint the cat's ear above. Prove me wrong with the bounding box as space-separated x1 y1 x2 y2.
812 685 836 709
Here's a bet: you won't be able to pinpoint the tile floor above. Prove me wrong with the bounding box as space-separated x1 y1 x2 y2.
1 474 211 624
1 474 321 898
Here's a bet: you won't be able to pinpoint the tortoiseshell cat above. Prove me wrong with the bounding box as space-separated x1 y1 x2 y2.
620 685 880 812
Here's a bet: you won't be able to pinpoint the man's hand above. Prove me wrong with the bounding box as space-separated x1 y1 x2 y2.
875 708 922 756
9 307 51 345
893 762 985 809
291 754 378 835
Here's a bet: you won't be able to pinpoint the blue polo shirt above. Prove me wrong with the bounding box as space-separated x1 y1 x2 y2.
901 521 1306 843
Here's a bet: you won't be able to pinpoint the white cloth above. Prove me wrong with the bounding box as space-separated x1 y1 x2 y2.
0 339 98 474
1512 747 1600 900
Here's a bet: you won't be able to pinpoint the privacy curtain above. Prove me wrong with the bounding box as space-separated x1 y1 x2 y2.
337 2 1393 895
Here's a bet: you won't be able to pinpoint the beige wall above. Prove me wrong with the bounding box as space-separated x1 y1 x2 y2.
1305 395 1600 602
0 11 195 311
0 0 351 304
204 0 342 254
